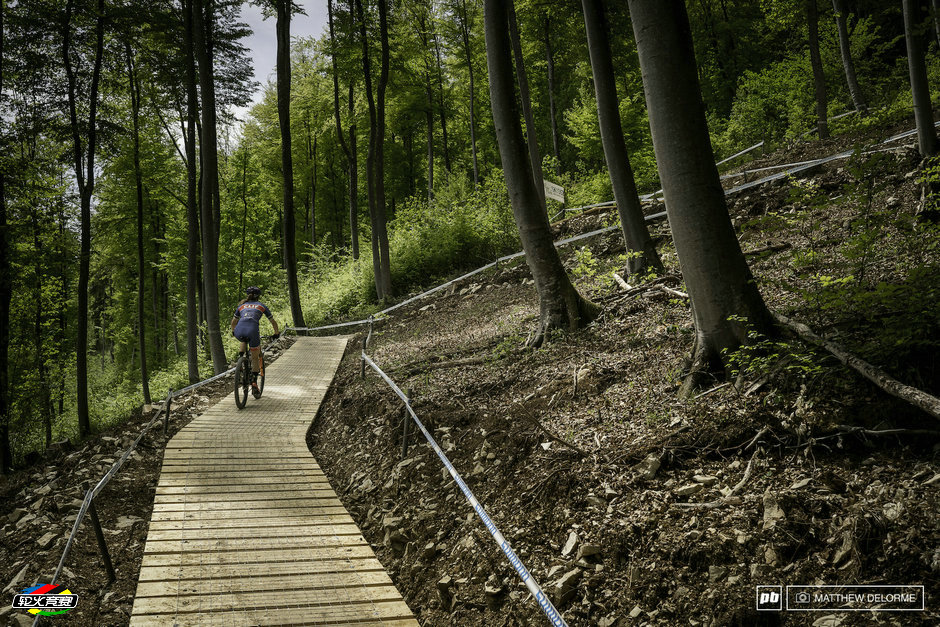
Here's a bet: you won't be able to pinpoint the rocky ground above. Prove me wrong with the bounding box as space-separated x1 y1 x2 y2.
0 340 294 626
309 126 939 626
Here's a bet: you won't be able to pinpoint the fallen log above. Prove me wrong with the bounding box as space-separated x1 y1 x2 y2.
744 241 791 256
773 312 940 421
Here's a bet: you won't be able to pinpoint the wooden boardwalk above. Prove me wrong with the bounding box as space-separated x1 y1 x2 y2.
131 337 417 626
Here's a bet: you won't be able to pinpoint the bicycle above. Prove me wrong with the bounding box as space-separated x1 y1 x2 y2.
233 335 277 409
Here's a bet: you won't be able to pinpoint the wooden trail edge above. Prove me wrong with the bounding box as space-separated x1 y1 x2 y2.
130 337 417 626
774 312 940 421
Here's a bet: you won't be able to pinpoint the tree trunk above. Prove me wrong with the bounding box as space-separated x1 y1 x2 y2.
30 209 52 448
628 0 775 396
544 15 561 166
328 0 359 259
239 147 249 294
193 0 228 373
904 0 938 157
806 0 829 139
484 0 597 346
63 0 105 437
375 0 392 298
0 0 12 471
276 0 305 327
831 0 866 114
932 0 940 50
183 0 200 383
433 30 451 173
126 43 152 407
459 0 480 186
581 0 663 276
508 0 546 211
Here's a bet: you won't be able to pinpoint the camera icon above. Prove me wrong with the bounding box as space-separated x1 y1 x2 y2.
794 591 811 604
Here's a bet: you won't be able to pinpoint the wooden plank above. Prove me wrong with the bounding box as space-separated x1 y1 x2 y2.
139 542 378 569
143 533 368 555
151 497 344 513
144 522 362 542
130 600 417 626
146 513 354 531
135 569 394 598
132 585 406 615
147 505 350 522
137 557 387 583
152 488 337 503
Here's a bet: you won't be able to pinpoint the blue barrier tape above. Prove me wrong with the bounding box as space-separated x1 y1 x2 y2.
361 353 569 626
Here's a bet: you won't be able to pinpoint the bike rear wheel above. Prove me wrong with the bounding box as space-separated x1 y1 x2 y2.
256 352 265 396
234 355 250 409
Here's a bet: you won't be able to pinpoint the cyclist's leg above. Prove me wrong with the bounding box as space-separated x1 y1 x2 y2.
245 327 262 374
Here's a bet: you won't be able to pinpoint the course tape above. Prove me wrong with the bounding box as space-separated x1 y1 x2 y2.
361 353 569 627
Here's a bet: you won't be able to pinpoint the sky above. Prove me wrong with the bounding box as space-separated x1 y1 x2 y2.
232 2 330 122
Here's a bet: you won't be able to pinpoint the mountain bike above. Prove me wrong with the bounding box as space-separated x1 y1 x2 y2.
234 336 276 409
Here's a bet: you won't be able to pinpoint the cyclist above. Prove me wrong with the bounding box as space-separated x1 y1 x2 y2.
231 286 279 398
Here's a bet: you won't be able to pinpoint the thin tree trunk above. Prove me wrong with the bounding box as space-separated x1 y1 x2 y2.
904 0 938 157
484 0 597 346
328 0 359 260
933 0 940 50
0 0 12 471
806 0 829 139
508 0 546 211
63 0 105 437
433 30 451 173
183 0 200 383
239 146 249 294
831 0 866 114
193 0 227 373
458 0 479 186
628 0 775 396
581 0 663 276
375 0 392 298
276 0 305 327
544 15 561 165
126 43 152 407
30 208 52 448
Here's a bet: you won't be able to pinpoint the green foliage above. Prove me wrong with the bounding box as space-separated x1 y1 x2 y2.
723 315 824 384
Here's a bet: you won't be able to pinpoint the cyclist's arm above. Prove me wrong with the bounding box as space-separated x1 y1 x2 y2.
271 318 280 335
230 316 238 334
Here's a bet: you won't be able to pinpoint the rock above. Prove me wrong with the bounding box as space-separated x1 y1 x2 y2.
576 543 601 561
116 515 144 529
762 491 785 530
764 547 780 567
586 494 607 509
675 483 703 497
750 563 774 579
7 508 27 524
708 565 728 583
58 499 85 515
634 454 661 480
547 564 565 578
12 613 33 627
883 502 902 521
3 564 28 594
420 542 437 561
36 532 58 550
791 477 812 489
561 531 579 557
553 568 583 605
628 605 642 619
686 530 703 541
693 475 718 486
812 615 845 627
484 574 505 608
728 575 743 584
15 514 36 530
436 575 453 604
381 515 402 530
35 484 52 496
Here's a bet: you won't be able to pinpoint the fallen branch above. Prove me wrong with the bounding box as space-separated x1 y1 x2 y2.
744 241 791 256
612 272 632 292
515 402 587 456
835 425 940 438
655 285 689 299
773 312 940 421
673 451 757 510
693 382 731 399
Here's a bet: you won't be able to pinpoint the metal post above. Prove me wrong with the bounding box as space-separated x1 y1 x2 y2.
163 389 173 434
401 387 410 459
88 499 116 582
360 337 366 379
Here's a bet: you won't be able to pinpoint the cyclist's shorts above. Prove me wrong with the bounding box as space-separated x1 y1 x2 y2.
234 322 261 348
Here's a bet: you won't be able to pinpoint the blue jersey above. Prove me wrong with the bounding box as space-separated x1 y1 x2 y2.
232 301 273 328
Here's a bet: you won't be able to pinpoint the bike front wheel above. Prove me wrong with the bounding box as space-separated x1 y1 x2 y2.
234 355 250 409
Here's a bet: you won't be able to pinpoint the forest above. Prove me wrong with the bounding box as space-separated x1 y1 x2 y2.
1 0 940 623
0 0 936 478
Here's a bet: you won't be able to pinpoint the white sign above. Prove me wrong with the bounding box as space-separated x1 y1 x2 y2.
543 180 565 203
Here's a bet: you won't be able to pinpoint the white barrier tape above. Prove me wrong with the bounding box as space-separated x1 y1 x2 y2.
716 140 764 166
361 353 569 626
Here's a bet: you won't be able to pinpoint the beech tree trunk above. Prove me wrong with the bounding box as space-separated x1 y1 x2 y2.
434 30 451 173
328 0 360 259
508 0 546 211
193 0 228 373
63 0 105 437
276 0 306 327
806 0 829 139
375 0 392 298
485 0 597 345
544 15 561 165
183 0 200 383
0 0 12 470
581 0 663 276
903 0 938 157
458 0 480 185
627 0 775 396
126 43 152 406
831 0 866 114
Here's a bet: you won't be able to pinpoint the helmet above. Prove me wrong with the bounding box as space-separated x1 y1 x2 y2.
246 286 262 298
